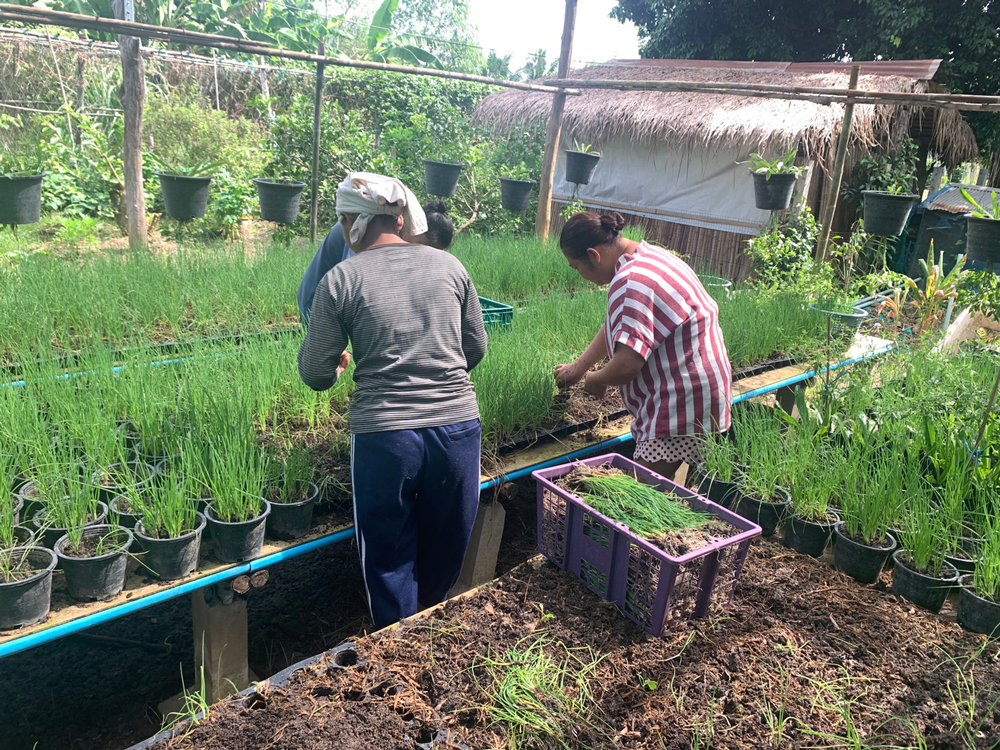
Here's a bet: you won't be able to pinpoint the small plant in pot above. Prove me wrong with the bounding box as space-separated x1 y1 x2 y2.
743 145 804 211
253 166 306 225
957 516 1000 637
498 163 536 212
93 458 155 504
265 448 319 541
423 152 465 198
959 188 1000 268
0 455 31 549
0 114 46 226
892 491 960 612
31 474 109 550
731 408 790 536
151 154 225 221
0 542 58 629
861 184 918 237
134 471 205 581
833 457 898 585
202 431 271 564
55 521 134 602
695 432 741 509
564 140 601 186
783 435 840 558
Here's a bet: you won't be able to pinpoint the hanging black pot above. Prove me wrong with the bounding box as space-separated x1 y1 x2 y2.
266 481 319 541
784 510 839 558
752 173 797 211
861 191 918 237
423 159 465 198
564 150 601 185
891 551 959 613
0 174 45 225
0 546 57 628
696 473 741 510
206 499 270 563
158 173 212 220
55 524 134 601
499 178 535 212
957 574 1000 637
254 178 306 224
833 522 897 584
136 512 206 580
735 486 790 537
965 216 1000 266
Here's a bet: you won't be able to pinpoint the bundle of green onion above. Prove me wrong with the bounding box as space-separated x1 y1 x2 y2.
570 467 708 539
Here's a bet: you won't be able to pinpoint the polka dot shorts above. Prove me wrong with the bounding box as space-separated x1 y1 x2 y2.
634 435 703 465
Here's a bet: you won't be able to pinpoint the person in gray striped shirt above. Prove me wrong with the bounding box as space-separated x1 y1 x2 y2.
297 173 487 629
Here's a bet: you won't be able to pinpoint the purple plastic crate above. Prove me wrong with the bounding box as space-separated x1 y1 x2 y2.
533 453 761 636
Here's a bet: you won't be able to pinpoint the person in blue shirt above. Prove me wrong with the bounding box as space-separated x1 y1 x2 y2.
297 200 455 323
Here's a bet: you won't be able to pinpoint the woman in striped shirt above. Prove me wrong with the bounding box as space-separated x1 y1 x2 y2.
554 212 732 480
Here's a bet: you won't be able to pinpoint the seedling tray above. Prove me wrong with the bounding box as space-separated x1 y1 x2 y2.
533 453 761 636
479 296 513 329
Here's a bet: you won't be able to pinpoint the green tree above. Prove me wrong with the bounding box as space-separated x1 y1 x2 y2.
518 49 558 81
389 0 483 72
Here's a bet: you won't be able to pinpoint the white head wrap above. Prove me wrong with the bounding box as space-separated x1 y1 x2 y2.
335 172 428 246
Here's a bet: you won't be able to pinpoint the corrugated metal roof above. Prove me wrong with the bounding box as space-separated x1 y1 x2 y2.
608 59 943 81
924 184 1000 214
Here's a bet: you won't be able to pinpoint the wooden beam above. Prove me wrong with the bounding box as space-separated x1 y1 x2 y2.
816 65 860 262
534 0 578 241
112 0 146 251
0 5 573 96
309 41 325 246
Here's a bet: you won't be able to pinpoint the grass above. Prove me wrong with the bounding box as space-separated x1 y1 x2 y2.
135 470 200 540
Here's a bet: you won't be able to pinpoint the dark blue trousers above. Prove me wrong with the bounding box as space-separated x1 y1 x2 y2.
350 419 481 630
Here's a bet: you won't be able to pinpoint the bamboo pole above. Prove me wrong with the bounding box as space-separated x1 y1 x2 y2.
0 5 574 96
111 0 146 251
534 0 578 241
816 65 860 262
309 41 325 246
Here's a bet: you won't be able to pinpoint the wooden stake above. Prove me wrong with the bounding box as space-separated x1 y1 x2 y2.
212 48 220 109
534 0 577 241
309 40 325 246
112 0 147 251
816 65 860 262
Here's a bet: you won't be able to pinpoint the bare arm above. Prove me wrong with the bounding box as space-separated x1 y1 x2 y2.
584 344 645 396
554 322 608 387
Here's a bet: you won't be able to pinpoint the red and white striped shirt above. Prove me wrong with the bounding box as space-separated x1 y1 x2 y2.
605 242 732 441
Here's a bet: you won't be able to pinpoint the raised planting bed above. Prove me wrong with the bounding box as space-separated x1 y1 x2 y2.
534 454 760 635
132 543 1000 750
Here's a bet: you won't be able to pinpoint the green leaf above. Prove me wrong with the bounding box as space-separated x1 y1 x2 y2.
367 0 399 52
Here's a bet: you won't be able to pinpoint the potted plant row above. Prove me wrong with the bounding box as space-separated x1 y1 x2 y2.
743 145 804 212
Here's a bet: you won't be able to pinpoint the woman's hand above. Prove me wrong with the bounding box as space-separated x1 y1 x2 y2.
554 360 586 388
583 371 608 399
336 351 351 377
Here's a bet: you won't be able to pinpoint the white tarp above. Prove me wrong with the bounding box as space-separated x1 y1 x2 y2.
553 139 775 236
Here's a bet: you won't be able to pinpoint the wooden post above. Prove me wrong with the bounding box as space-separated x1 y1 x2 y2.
212 49 220 109
533 0 578 241
113 0 147 251
258 56 273 120
816 65 860 262
309 40 325 245
75 54 86 110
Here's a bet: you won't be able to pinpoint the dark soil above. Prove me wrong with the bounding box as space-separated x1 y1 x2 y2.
61 532 129 559
148 543 1000 750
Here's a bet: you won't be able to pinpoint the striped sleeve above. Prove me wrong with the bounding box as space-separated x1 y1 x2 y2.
461 276 488 371
608 273 691 361
297 273 349 391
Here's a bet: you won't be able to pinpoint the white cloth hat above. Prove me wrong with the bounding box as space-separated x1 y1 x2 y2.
335 172 428 245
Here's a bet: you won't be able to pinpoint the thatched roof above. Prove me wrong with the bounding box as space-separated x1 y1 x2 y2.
473 62 979 168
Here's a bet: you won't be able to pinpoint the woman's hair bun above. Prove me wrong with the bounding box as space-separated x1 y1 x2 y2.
424 200 449 216
599 212 626 233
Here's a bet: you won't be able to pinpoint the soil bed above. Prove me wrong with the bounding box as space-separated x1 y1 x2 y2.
61 532 129 559
147 540 1000 750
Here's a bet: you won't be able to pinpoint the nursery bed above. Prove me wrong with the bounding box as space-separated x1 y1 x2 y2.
134 541 1000 749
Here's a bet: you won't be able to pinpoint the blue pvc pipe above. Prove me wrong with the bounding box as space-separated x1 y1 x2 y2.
479 432 634 491
0 527 355 659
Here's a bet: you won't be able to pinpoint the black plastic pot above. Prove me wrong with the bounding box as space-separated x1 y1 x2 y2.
965 216 1000 266
94 461 155 503
945 539 981 575
891 551 959 613
0 174 45 225
206 499 270 563
957 574 1000 637
136 512 206 580
116 420 143 458
110 495 142 529
423 159 464 198
752 172 797 211
696 473 741 510
833 523 897 584
0 546 57 629
254 178 306 224
158 173 212 220
14 479 43 520
32 500 109 549
499 177 535 212
55 525 133 601
564 150 601 185
6 525 35 549
266 482 319 541
735 486 790 537
784 510 839 558
862 191 918 237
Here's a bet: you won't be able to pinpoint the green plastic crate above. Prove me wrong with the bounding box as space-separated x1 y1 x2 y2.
479 296 513 330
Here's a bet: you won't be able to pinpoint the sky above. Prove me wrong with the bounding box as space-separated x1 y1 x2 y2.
468 0 640 69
